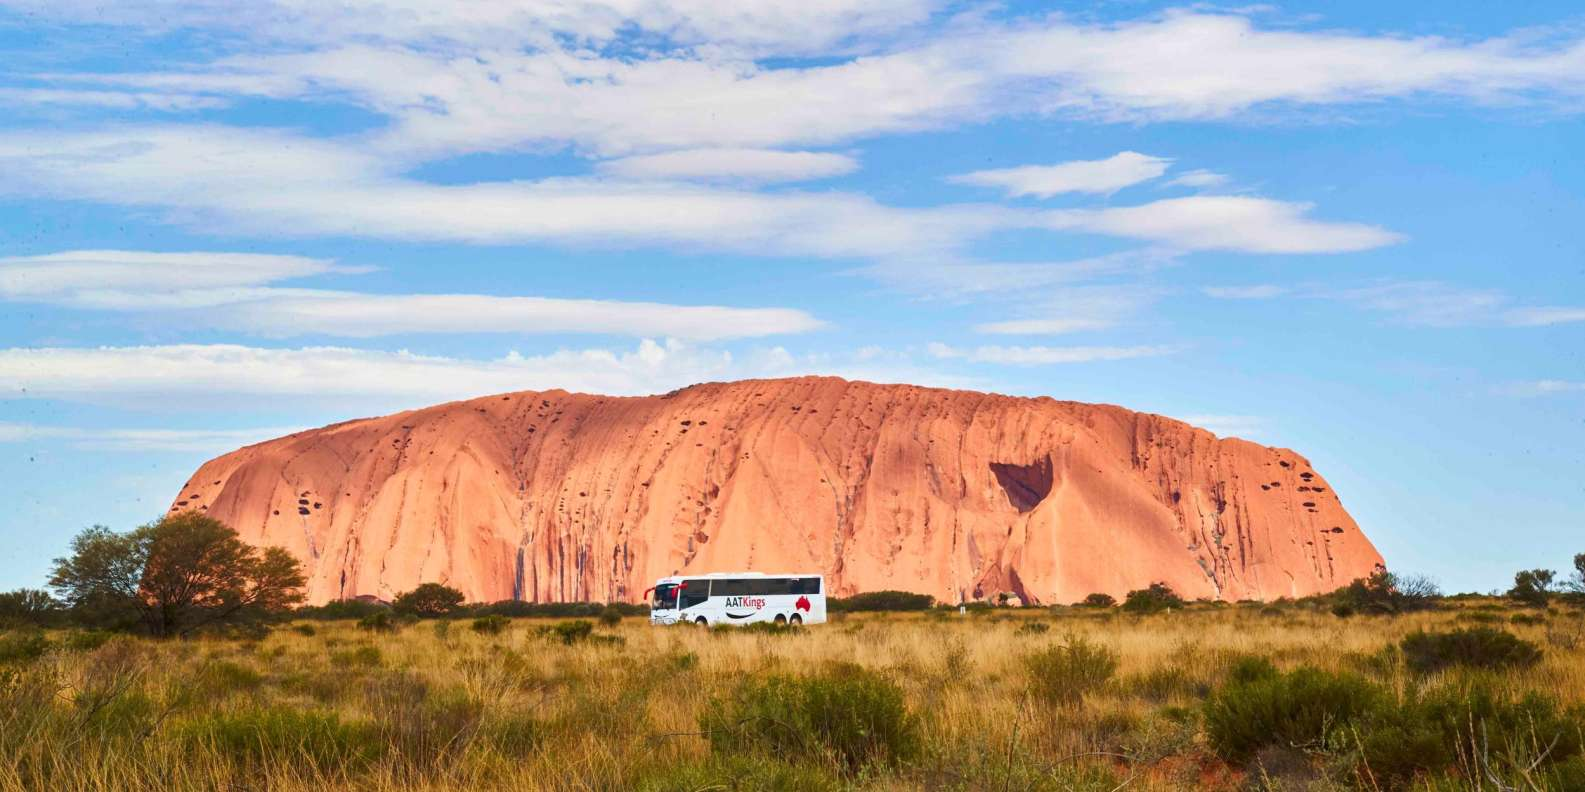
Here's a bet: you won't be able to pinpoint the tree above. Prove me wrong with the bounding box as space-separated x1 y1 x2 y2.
0 588 63 628
1079 593 1117 608
1507 569 1556 608
392 583 466 617
1336 570 1440 615
50 513 306 637
1569 553 1585 594
1122 583 1184 614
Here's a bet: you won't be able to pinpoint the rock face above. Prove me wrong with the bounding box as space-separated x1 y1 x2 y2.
170 377 1383 605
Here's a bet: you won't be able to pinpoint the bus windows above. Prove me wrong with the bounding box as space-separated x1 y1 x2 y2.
652 583 678 610
679 580 709 609
793 577 822 594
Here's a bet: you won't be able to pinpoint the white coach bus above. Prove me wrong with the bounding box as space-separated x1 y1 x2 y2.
648 572 826 627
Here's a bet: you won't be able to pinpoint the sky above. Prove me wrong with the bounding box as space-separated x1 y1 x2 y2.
0 1 1581 595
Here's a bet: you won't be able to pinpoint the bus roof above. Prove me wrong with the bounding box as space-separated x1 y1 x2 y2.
655 572 823 582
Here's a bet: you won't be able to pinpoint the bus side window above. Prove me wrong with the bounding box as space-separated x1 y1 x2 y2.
679 581 709 609
796 577 822 594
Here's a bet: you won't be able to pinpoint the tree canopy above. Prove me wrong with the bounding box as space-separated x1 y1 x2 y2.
392 582 467 617
1507 568 1556 608
50 512 305 637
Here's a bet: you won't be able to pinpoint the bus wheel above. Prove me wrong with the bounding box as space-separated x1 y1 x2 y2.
695 617 708 627
774 614 787 625
789 614 803 626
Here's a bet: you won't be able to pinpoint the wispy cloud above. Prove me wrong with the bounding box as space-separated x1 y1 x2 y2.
1203 279 1585 328
1043 196 1402 254
927 342 1175 365
0 250 823 340
1202 285 1288 299
596 149 858 183
1499 380 1585 397
0 422 303 452
1165 169 1230 189
950 152 1170 198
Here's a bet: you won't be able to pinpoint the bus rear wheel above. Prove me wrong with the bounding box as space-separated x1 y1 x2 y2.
789 614 803 626
695 617 708 627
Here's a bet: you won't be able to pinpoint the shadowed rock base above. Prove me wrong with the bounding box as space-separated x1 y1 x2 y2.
169 377 1383 605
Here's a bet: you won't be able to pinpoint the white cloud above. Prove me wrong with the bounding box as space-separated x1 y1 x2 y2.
0 128 1398 257
1327 281 1511 327
1180 414 1266 439
1503 306 1585 327
0 249 822 340
0 126 1012 259
0 422 303 452
1202 285 1288 299
1044 196 1403 253
973 318 1113 335
949 152 1171 198
0 341 970 409
1500 380 1585 397
31 12 1585 157
927 342 1174 365
1165 169 1230 189
0 87 227 111
596 148 857 183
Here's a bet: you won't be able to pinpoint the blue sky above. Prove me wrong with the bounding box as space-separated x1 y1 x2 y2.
1 1 1581 595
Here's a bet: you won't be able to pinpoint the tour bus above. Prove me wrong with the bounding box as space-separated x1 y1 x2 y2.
648 572 826 627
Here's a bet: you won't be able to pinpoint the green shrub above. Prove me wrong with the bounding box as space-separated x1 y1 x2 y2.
62 629 113 653
1022 636 1118 706
295 598 389 620
1079 592 1117 608
1121 583 1184 614
180 706 381 774
198 659 264 694
1204 666 1382 763
538 620 594 645
357 611 396 632
635 754 843 792
700 663 918 774
471 615 510 635
331 645 383 668
1399 628 1542 674
1015 620 1051 635
0 629 50 665
828 591 933 612
598 604 624 627
291 623 317 636
392 583 467 618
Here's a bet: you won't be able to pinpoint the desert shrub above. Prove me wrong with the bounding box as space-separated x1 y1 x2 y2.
669 651 699 671
366 673 483 770
1509 612 1545 626
598 604 624 627
181 706 382 774
634 754 842 792
724 620 801 637
392 583 466 618
297 599 388 620
1399 628 1542 674
701 663 918 774
1204 666 1382 763
331 645 383 668
0 629 50 665
535 619 594 645
357 611 396 633
197 659 264 695
0 588 63 628
471 615 510 635
62 629 114 653
1334 570 1441 615
479 708 540 758
1331 603 1356 618
1022 636 1118 706
1078 592 1117 608
1121 583 1184 614
828 591 933 612
291 623 317 636
1121 666 1200 703
1508 569 1556 607
1016 620 1051 635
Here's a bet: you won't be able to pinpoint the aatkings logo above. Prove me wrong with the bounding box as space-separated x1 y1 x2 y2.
725 596 766 609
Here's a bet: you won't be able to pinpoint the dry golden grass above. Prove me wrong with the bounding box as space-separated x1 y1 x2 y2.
2 600 1582 791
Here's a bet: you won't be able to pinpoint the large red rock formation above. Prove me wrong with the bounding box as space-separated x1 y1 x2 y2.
170 377 1382 605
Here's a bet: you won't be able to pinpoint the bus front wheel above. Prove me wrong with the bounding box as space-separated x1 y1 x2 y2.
774 614 787 625
695 617 708 627
789 614 803 626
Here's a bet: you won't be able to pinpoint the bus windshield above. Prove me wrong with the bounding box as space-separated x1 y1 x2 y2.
652 583 678 610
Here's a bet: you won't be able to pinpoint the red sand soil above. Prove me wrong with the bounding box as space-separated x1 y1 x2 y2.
169 377 1383 605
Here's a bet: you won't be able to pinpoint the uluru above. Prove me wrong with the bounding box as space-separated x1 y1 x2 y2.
168 377 1382 605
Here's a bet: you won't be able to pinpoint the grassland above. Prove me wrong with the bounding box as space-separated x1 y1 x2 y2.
3 600 1583 791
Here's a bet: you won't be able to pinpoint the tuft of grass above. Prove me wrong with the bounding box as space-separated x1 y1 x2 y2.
1022 636 1118 706
1399 627 1542 674
701 662 918 775
180 706 382 774
536 619 594 645
470 615 510 635
0 630 51 665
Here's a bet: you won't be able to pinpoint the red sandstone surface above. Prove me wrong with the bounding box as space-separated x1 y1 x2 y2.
170 377 1383 605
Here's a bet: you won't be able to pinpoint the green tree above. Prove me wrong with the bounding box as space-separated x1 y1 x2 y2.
1507 569 1556 608
392 582 466 617
1569 553 1585 594
1122 582 1184 614
1079 593 1117 608
0 588 63 628
1336 569 1440 615
50 513 306 637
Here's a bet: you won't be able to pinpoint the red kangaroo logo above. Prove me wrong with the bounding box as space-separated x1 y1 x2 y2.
795 595 811 612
